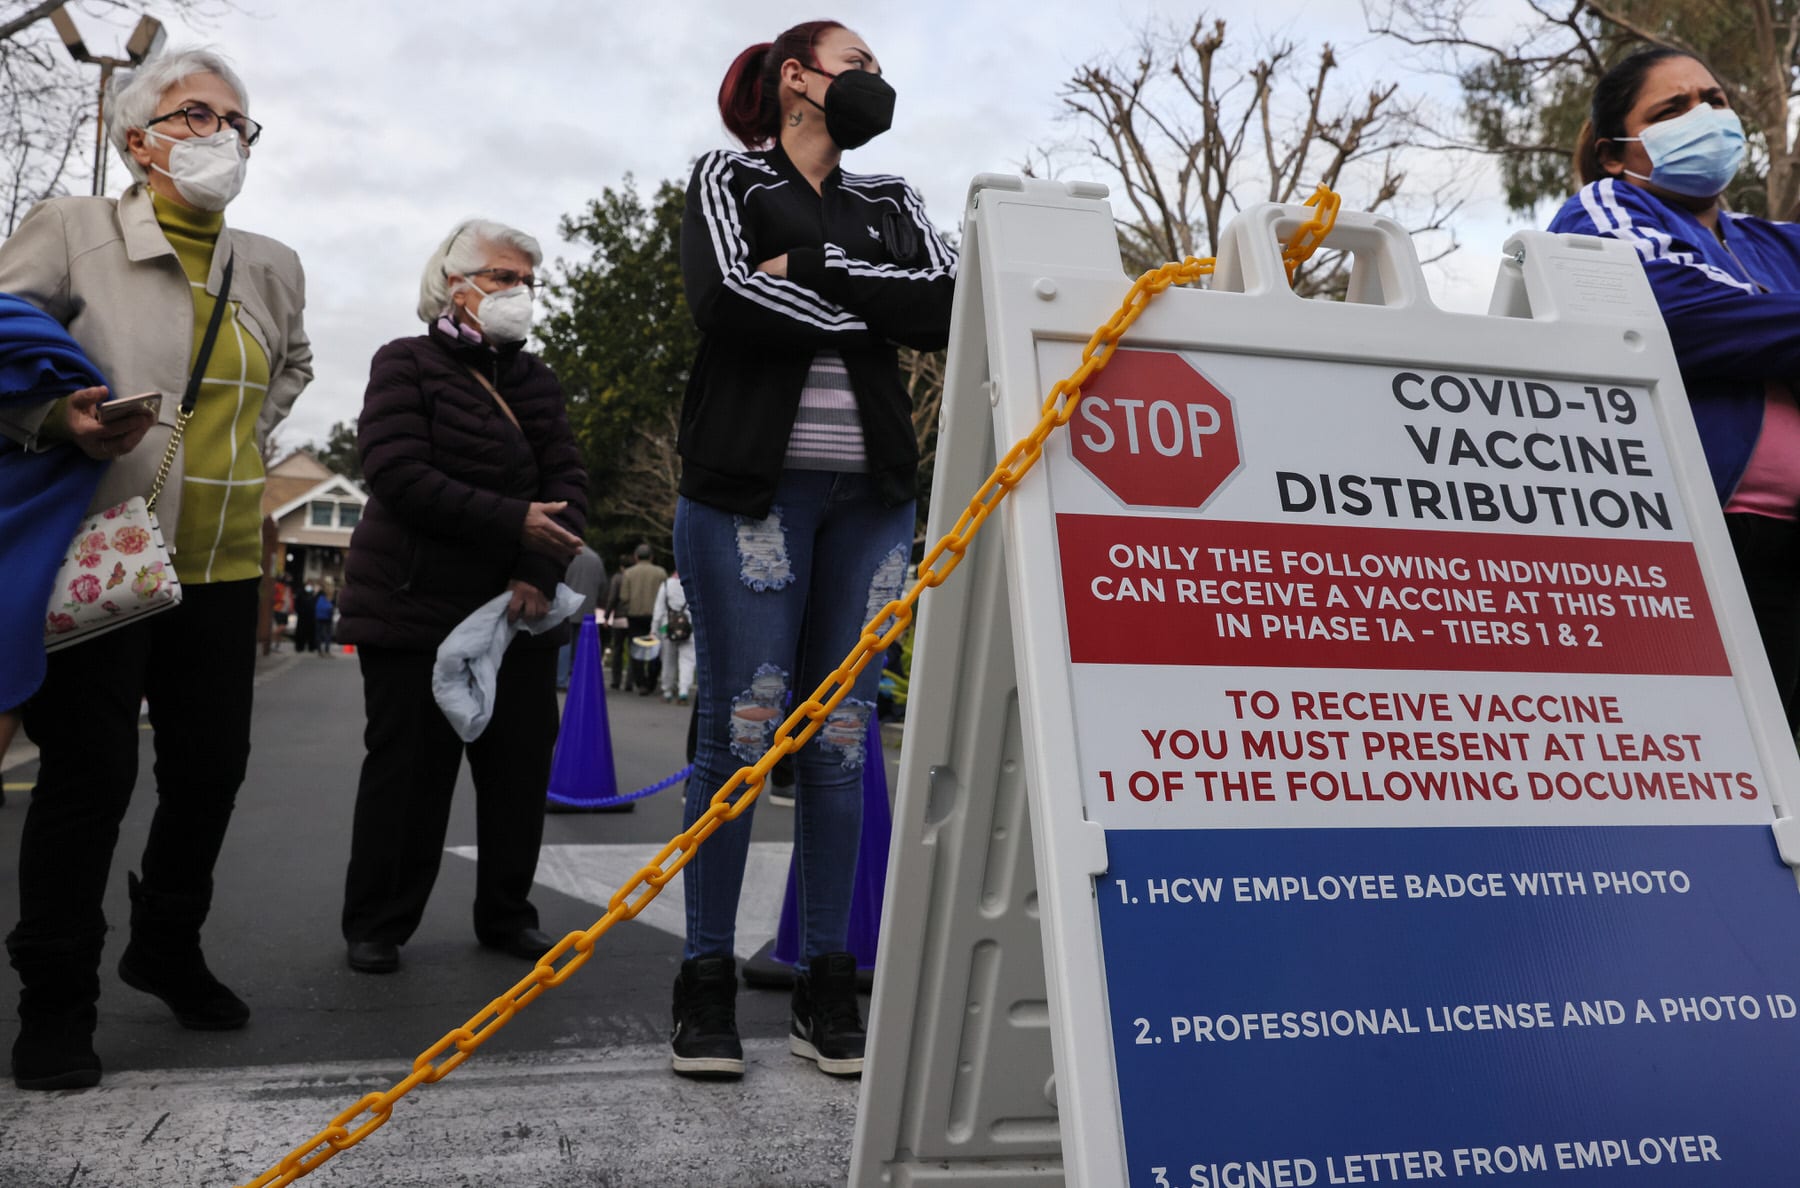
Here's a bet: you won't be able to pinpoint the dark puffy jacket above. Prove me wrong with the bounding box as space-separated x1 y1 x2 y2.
337 321 588 652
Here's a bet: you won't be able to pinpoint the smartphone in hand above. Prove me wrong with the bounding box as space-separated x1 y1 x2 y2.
97 392 162 422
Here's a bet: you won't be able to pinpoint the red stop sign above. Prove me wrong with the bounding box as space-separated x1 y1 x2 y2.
1069 350 1241 508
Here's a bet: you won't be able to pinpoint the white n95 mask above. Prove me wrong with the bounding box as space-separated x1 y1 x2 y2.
148 128 247 211
466 283 534 344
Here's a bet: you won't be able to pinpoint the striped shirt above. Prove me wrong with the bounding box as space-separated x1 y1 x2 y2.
783 350 867 472
156 194 271 584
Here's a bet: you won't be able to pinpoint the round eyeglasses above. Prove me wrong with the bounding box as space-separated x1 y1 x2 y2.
145 104 263 148
468 268 541 293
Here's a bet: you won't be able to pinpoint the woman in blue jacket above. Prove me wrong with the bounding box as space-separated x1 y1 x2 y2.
1550 47 1800 729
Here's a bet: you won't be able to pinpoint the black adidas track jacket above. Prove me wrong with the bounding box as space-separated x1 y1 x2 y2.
679 142 958 517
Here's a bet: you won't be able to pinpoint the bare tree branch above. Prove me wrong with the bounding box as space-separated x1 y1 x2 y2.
0 1 67 46
0 0 239 217
1369 0 1800 217
1582 0 1689 53
1046 12 1462 292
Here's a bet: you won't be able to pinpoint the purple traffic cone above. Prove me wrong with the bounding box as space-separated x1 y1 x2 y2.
546 616 633 813
747 716 889 989
763 856 802 980
845 715 892 969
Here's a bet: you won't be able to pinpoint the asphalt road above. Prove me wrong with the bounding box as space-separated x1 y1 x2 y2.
0 645 870 1188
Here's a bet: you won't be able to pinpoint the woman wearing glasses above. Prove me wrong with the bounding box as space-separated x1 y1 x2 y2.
0 49 311 1090
334 219 587 977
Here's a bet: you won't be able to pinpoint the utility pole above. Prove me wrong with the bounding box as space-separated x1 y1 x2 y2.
47 7 165 196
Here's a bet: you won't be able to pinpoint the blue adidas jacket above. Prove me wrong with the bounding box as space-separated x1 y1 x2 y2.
1540 179 1800 504
1548 178 1800 504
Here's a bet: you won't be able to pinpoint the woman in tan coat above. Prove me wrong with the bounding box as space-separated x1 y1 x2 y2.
0 47 311 1091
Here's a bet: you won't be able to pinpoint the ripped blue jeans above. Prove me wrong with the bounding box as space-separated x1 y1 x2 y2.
675 470 913 962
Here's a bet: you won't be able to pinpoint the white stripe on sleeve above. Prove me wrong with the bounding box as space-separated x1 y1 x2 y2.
697 152 869 332
1589 179 1755 294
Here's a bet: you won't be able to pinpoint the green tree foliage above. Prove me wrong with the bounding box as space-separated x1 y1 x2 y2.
535 176 698 555
313 419 362 483
1371 0 1800 217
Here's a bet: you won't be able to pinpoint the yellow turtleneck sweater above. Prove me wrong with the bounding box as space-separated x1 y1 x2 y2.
155 194 271 584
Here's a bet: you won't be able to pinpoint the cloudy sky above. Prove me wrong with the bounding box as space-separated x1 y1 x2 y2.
94 0 1532 448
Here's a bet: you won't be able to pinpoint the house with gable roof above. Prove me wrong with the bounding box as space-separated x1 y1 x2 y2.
262 450 366 589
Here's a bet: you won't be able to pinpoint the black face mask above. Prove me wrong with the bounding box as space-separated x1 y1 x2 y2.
802 67 895 150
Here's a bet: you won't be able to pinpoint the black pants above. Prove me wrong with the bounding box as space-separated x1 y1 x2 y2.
341 640 559 945
1727 512 1800 731
608 621 630 690
8 580 258 970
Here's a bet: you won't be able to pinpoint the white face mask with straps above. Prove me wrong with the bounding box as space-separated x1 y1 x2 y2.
458 279 534 344
145 127 247 211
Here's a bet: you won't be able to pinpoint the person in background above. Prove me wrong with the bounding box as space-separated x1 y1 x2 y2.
313 582 334 655
670 20 955 1081
293 577 316 654
270 577 291 652
558 546 605 691
603 551 630 692
617 543 668 695
1549 47 1800 730
335 217 586 976
0 47 311 1090
652 566 696 705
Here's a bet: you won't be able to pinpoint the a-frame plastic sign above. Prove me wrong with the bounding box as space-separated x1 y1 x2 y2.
853 174 1800 1188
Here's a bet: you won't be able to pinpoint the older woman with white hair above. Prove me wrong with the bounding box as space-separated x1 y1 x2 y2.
0 48 310 1090
335 219 587 976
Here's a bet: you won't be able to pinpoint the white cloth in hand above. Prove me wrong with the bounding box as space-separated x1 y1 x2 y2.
432 582 585 742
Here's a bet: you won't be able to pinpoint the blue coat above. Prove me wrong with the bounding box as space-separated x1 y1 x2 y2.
1548 178 1800 503
0 294 108 711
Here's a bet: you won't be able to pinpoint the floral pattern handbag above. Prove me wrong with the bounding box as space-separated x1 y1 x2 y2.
42 428 186 652
41 253 233 651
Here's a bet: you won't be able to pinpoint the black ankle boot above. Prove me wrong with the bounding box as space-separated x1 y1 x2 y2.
116 872 249 1031
790 951 865 1076
670 956 743 1079
12 1019 101 1090
9 935 102 1090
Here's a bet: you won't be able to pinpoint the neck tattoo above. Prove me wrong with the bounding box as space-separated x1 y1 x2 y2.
788 110 804 127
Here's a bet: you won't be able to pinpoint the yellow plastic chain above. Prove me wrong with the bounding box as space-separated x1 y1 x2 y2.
237 185 1341 1188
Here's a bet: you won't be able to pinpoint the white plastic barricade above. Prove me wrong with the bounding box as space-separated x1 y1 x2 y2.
852 174 1800 1188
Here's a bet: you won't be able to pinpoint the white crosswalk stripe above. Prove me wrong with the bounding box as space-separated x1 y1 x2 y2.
447 841 795 961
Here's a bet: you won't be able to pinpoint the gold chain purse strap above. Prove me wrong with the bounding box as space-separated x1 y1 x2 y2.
147 251 235 514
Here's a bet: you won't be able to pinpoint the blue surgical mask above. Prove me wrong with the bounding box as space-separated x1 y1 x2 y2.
1614 105 1746 198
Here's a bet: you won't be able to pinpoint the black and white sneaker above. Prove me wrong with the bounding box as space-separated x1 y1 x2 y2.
790 951 865 1076
670 956 744 1079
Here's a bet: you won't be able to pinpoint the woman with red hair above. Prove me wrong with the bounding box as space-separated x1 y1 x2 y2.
671 21 956 1080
